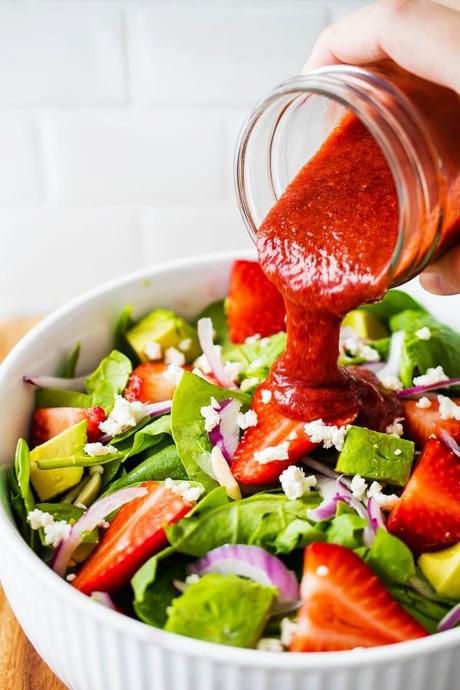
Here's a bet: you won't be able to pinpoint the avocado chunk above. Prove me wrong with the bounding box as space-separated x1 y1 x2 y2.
419 543 460 599
342 310 388 340
164 573 276 647
126 309 200 363
30 421 86 500
336 426 414 487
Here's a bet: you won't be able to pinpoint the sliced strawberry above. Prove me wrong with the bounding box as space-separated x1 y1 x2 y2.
231 384 355 486
124 362 186 403
387 437 460 553
403 397 460 448
227 260 286 344
31 407 105 447
291 542 427 652
73 481 192 595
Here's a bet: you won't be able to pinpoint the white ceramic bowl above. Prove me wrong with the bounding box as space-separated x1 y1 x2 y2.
0 251 459 690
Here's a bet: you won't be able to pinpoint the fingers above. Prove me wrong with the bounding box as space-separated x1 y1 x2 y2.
420 246 460 295
304 0 460 94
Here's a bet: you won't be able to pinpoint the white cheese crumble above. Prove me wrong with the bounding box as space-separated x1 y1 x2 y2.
415 326 431 341
75 502 87 511
343 336 380 362
165 346 186 367
27 508 54 530
84 442 117 457
89 464 104 476
367 481 399 511
245 333 261 344
164 478 204 503
316 565 329 577
437 394 460 421
385 417 404 438
260 337 270 348
413 366 448 387
257 638 284 652
224 360 243 382
237 409 258 430
261 389 272 404
99 395 148 436
185 573 200 585
66 573 76 582
178 338 192 352
416 396 432 409
240 377 260 392
304 418 350 451
163 363 184 385
394 448 402 456
378 374 403 391
200 404 221 432
288 430 298 441
194 353 212 375
247 357 264 373
210 396 220 409
280 618 297 647
143 341 162 361
279 465 317 500
350 474 368 501
27 509 71 548
254 442 290 464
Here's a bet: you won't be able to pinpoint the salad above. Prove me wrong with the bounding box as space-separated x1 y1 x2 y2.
7 259 460 652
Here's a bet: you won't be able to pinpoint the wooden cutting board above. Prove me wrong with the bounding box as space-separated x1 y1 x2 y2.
0 317 66 690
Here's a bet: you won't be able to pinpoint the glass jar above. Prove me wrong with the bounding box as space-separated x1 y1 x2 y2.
234 61 460 287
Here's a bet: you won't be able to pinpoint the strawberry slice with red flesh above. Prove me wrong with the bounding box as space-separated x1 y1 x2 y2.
291 542 427 652
124 362 188 404
227 260 286 344
387 437 460 553
73 481 192 595
231 385 356 486
403 397 460 448
31 406 105 447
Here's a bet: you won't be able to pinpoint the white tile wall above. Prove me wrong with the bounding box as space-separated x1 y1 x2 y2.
0 0 367 316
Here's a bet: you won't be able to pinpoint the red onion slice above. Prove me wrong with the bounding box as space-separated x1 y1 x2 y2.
397 377 460 399
302 458 350 485
52 486 147 576
438 602 460 632
197 318 236 390
23 374 88 391
91 591 117 610
440 430 460 458
188 544 299 606
208 398 241 463
367 496 386 533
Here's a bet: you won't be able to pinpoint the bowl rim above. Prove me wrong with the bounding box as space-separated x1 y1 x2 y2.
0 249 459 670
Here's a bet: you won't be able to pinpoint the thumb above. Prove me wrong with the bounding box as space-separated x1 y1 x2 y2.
419 244 460 295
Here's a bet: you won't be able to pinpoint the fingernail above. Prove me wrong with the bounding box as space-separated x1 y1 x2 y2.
420 272 455 295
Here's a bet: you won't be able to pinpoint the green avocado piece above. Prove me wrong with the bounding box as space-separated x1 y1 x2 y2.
127 309 200 363
336 426 414 487
164 573 276 647
30 421 86 500
419 543 460 598
342 310 388 340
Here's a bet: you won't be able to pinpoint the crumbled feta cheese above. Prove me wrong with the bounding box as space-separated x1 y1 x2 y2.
437 395 460 421
260 337 270 348
394 448 402 456
144 341 162 361
165 347 186 367
343 336 380 362
178 338 192 352
27 509 54 530
237 410 258 430
280 466 317 500
163 363 184 385
304 418 350 451
185 573 200 585
413 366 448 387
98 519 110 530
66 573 76 582
192 367 207 380
84 442 117 457
288 430 298 441
378 374 403 391
247 357 264 373
280 618 297 647
316 565 329 577
99 395 148 436
245 333 261 344
257 638 284 652
415 326 431 341
89 464 104 476
350 474 368 501
75 502 87 511
367 481 399 510
416 396 432 409
261 389 272 404
200 404 220 432
210 396 220 410
43 520 72 548
240 377 260 392
385 417 404 438
164 478 204 503
224 360 243 382
254 442 290 464
194 353 212 375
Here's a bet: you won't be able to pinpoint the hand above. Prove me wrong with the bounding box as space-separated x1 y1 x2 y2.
304 0 460 295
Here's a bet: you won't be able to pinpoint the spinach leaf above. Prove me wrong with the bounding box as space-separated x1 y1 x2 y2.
85 350 132 410
35 388 92 409
273 518 326 554
36 502 99 547
113 304 140 363
8 439 36 547
171 372 249 490
132 550 187 628
389 585 454 634
365 528 416 585
222 332 286 384
325 511 368 550
62 342 81 379
165 492 321 557
360 289 427 326
194 300 229 346
121 414 172 458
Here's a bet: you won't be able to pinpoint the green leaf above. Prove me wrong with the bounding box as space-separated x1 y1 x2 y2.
365 528 416 585
7 460 36 548
36 451 124 470
360 289 427 326
194 300 229 346
132 549 187 628
222 332 287 384
15 439 35 514
62 342 81 378
389 584 454 633
113 305 138 363
85 350 132 410
36 502 99 547
171 371 249 491
35 388 92 409
121 414 172 458
325 511 368 549
274 518 326 554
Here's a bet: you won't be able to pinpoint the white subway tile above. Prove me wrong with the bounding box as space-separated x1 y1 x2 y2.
0 7 125 104
0 118 41 203
139 205 252 265
0 210 138 315
47 111 224 204
129 4 328 105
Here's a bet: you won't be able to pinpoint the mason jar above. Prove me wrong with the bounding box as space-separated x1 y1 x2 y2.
234 61 460 288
